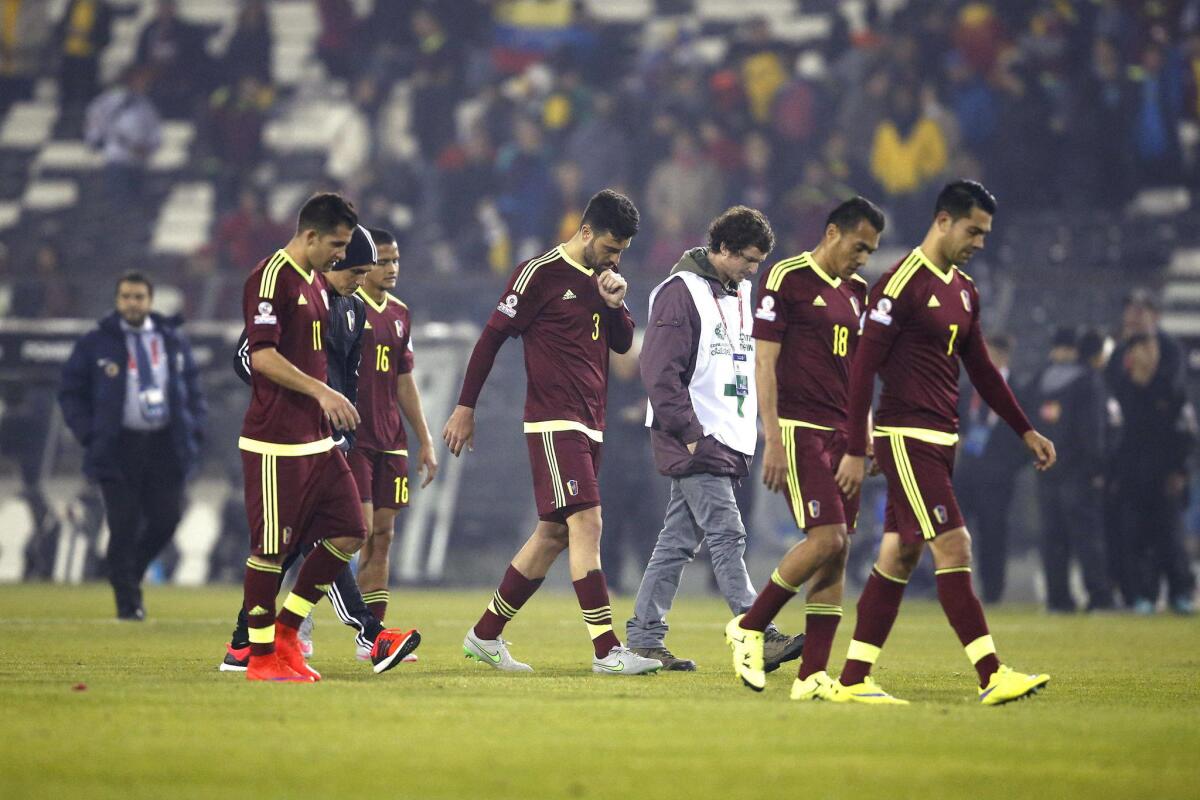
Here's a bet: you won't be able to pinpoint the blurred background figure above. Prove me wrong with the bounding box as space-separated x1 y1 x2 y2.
955 333 1026 604
1030 327 1114 613
85 65 162 208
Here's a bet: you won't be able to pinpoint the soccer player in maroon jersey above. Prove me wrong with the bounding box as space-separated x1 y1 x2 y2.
349 228 438 645
238 193 372 682
830 180 1057 705
443 189 662 675
726 197 884 697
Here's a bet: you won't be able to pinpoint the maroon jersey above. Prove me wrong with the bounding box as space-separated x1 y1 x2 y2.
487 245 633 435
240 250 333 449
859 248 980 435
353 288 413 453
752 251 868 430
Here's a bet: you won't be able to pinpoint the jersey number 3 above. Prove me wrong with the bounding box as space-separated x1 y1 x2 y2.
591 313 600 341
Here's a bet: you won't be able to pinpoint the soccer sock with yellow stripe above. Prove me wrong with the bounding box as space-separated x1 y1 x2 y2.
243 557 282 657
474 564 544 640
362 590 389 622
797 603 843 679
740 568 800 632
839 566 908 686
278 539 353 629
573 569 621 657
935 567 1001 687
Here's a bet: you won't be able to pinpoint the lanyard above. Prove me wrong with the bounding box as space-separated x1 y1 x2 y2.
711 287 743 356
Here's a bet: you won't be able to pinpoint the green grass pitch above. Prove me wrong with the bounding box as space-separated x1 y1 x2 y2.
1 584 1197 799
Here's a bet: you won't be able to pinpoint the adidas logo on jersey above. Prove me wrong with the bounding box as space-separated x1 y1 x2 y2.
298 295 308 305
812 296 827 307
562 290 577 300
928 296 941 308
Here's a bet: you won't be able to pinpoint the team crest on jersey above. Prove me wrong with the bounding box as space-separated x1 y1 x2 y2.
808 500 821 518
933 506 948 525
394 319 405 338
755 295 776 322
869 297 893 326
498 293 518 318
961 290 971 312
566 479 580 497
254 301 277 325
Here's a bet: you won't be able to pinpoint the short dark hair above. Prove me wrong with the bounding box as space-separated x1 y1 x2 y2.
826 196 886 234
367 227 396 247
115 270 153 296
935 180 997 220
297 192 358 235
1077 328 1105 363
708 206 775 256
1050 325 1077 349
581 189 640 240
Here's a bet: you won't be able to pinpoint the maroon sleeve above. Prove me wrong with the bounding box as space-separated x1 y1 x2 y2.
607 303 635 354
244 270 290 352
456 325 508 408
846 283 907 456
751 268 789 343
960 308 1032 437
487 260 551 337
640 278 704 443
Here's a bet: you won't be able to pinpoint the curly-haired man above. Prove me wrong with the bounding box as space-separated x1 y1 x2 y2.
626 206 804 672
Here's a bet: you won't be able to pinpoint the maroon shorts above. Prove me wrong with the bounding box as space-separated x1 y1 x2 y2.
347 447 410 510
782 426 860 532
525 429 603 524
873 432 964 544
241 446 366 556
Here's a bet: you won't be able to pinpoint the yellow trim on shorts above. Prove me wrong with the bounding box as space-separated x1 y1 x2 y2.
783 428 806 529
888 433 937 540
380 448 409 456
260 454 278 554
239 436 336 456
872 426 959 446
541 432 566 508
779 418 835 431
524 420 603 443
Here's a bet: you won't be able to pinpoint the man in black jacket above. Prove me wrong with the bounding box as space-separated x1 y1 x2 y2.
59 271 206 619
1030 327 1114 612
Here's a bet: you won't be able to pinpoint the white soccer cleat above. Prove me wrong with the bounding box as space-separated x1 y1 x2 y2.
592 646 662 676
463 629 534 672
790 670 837 701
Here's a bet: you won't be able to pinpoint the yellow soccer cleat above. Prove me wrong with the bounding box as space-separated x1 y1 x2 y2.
978 665 1050 706
790 670 836 701
828 676 910 705
725 614 765 692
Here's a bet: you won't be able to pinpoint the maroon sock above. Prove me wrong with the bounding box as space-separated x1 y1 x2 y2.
797 607 842 679
740 568 799 632
573 569 621 657
473 564 544 640
936 568 1001 686
243 559 281 657
839 567 908 685
277 540 353 629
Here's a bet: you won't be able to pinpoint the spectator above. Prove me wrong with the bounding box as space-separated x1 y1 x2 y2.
135 0 213 118
1131 43 1185 186
1068 38 1136 208
56 0 114 130
0 0 50 115
409 7 460 159
315 0 359 80
214 188 290 271
646 130 725 247
564 92 631 194
203 75 273 201
739 18 788 125
496 116 555 258
85 66 163 206
868 82 948 238
221 0 272 85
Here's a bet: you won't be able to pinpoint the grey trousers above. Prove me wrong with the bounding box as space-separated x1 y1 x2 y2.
626 472 759 648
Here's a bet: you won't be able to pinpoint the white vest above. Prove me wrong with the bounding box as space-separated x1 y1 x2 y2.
646 271 758 456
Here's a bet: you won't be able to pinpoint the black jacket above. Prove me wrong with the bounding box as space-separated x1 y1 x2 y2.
233 288 366 447
1027 362 1106 481
59 311 206 480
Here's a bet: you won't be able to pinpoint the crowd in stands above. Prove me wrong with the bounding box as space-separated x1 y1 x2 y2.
2 0 1200 315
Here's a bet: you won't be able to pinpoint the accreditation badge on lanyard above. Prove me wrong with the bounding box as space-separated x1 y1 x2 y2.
714 290 749 397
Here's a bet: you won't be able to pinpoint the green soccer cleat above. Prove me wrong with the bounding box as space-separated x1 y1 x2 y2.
828 676 909 705
725 614 765 691
790 670 836 701
978 665 1050 706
